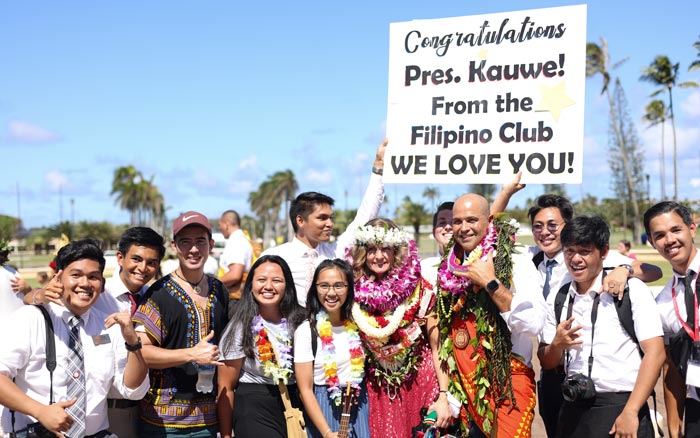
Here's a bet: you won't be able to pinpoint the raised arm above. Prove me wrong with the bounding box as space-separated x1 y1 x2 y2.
490 172 525 216
335 139 386 255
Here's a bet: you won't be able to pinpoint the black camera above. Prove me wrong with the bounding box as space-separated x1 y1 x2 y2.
561 373 596 403
10 422 57 438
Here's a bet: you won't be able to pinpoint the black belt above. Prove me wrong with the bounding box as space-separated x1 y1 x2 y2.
106 399 139 409
542 365 566 375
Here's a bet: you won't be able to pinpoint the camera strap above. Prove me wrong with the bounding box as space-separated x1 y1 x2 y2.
565 291 601 379
11 305 56 435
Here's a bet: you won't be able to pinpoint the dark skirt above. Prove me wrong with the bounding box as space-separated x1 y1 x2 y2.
233 382 303 438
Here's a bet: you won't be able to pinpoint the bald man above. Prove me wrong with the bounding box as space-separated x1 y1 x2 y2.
437 194 546 438
218 210 253 298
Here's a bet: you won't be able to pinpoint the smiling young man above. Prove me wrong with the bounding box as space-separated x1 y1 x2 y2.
644 201 700 438
132 212 229 438
262 140 386 306
538 216 664 438
526 194 662 437
0 239 149 438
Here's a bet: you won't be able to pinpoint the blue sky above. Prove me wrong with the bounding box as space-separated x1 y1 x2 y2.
2 1 699 229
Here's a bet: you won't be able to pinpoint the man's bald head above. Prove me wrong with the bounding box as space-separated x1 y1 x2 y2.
452 193 492 252
219 210 241 238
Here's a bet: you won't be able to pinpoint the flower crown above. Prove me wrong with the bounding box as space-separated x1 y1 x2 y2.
353 225 412 247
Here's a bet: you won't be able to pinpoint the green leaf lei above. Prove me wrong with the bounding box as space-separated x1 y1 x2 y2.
436 214 520 435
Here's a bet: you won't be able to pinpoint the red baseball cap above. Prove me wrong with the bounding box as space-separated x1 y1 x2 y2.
172 211 212 237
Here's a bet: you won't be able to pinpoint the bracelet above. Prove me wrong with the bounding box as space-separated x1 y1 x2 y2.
322 428 332 438
439 390 448 393
125 337 142 352
371 166 383 176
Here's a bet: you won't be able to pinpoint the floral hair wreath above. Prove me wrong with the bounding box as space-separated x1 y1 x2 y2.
352 225 412 247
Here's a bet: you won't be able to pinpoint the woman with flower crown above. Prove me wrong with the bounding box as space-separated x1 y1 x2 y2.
346 218 452 437
217 255 306 438
294 259 369 438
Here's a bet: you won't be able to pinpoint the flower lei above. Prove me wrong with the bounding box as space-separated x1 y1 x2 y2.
352 282 424 388
352 225 412 247
347 239 422 313
438 225 498 293
316 311 364 406
436 214 520 435
252 315 293 384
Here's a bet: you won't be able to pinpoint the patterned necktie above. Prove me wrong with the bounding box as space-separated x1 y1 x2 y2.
66 315 86 438
542 259 557 299
305 248 318 293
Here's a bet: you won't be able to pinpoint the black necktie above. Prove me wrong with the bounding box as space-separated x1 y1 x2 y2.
684 270 697 328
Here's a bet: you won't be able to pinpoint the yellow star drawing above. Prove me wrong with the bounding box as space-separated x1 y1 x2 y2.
477 49 488 60
535 81 575 122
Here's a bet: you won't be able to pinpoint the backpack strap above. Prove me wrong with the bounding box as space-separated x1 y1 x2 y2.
553 282 571 325
613 284 639 348
532 250 545 269
310 320 317 358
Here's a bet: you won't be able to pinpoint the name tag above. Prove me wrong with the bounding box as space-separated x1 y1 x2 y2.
93 334 111 345
688 360 700 388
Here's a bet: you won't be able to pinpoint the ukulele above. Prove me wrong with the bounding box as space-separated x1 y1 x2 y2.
337 382 356 438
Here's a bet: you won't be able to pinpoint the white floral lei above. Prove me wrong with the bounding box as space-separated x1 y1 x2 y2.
352 225 412 247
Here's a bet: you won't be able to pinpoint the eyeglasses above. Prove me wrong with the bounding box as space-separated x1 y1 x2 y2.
316 282 347 292
532 222 562 233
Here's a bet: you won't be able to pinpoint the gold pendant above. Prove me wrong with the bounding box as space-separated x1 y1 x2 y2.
194 285 202 294
453 329 469 349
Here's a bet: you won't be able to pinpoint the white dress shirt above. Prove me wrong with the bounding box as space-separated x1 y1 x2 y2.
527 245 634 307
420 255 441 291
542 273 663 393
262 173 384 306
92 274 149 400
219 229 253 273
0 302 150 434
501 252 548 367
655 249 700 400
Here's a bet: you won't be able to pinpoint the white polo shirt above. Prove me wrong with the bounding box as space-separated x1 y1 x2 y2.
542 272 663 393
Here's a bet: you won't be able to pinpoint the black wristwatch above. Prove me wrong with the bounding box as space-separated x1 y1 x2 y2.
620 263 634 277
125 337 142 352
486 278 501 294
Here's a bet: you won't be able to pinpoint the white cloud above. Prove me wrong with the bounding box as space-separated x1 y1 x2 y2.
227 180 255 194
305 169 333 185
7 120 61 144
193 169 220 190
680 91 700 118
239 155 257 170
691 178 700 188
44 170 69 192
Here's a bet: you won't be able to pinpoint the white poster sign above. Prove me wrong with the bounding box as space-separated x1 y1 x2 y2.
385 5 587 184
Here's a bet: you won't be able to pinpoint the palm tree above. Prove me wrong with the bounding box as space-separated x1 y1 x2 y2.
587 38 642 243
111 165 144 225
642 99 668 200
468 184 496 202
269 170 299 241
690 35 700 72
422 186 440 211
396 196 429 245
640 55 698 201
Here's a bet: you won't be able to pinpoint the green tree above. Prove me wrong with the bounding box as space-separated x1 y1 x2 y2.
608 79 646 242
542 184 567 197
690 35 700 72
422 186 440 211
642 99 668 200
587 39 643 244
468 184 496 202
640 55 699 201
111 166 165 229
395 196 429 245
248 170 298 246
0 215 21 241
